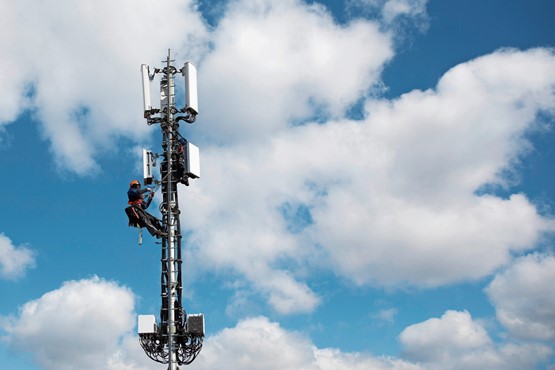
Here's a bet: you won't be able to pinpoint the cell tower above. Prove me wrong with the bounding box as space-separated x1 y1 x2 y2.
136 49 204 370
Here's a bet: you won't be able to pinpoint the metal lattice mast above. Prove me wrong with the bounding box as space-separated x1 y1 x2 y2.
137 49 204 369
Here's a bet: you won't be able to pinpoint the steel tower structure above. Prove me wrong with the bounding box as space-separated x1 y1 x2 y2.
137 49 204 370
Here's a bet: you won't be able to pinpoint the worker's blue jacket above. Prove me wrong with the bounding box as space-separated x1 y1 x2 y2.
128 187 150 209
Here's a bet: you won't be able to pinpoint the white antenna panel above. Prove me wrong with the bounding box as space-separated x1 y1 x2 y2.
182 62 198 115
186 142 200 178
140 64 152 114
138 315 157 334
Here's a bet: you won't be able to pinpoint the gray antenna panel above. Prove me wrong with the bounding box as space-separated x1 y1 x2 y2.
143 149 153 185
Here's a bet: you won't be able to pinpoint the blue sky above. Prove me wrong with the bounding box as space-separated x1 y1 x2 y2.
1 0 555 369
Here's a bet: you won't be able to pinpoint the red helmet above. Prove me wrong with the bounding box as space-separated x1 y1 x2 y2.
130 179 140 187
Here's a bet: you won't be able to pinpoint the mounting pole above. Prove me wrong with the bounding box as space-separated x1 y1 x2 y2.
165 48 178 370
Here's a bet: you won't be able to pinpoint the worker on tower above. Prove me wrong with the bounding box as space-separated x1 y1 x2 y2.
125 180 166 238
128 179 153 207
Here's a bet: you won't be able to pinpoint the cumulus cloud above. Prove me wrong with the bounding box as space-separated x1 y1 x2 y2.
399 310 492 361
486 253 555 341
399 310 553 370
314 48 555 287
0 233 35 280
194 316 421 370
183 47 555 313
1 276 137 370
179 0 395 314
2 282 553 370
198 0 393 144
0 0 208 174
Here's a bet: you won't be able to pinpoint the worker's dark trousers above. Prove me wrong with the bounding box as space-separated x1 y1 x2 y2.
125 205 165 238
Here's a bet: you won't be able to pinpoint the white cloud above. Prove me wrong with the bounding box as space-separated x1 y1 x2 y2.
183 47 555 313
0 233 35 280
381 0 428 24
399 310 553 370
373 308 399 323
180 0 395 314
193 316 421 370
310 48 555 287
198 0 393 144
486 253 555 341
193 314 554 370
0 0 208 175
346 0 429 28
399 310 492 360
1 276 138 370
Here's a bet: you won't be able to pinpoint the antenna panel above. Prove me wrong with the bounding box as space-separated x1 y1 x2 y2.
143 149 153 185
138 315 157 334
182 62 198 115
186 142 200 178
140 64 152 113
